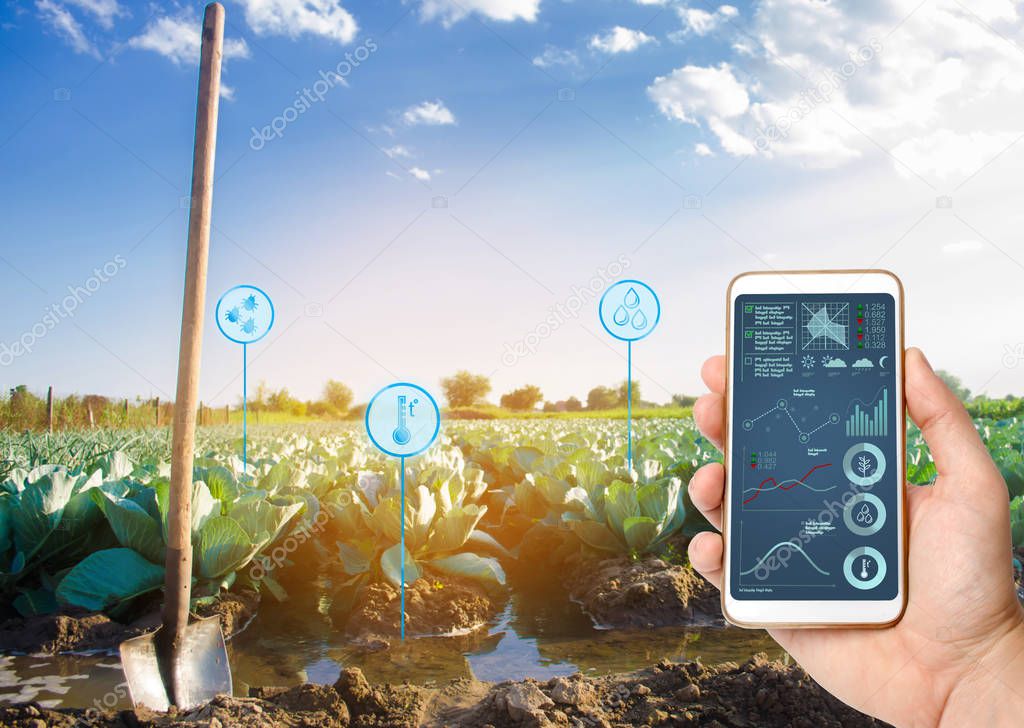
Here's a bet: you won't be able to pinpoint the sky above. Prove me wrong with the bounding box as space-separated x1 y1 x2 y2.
1 0 1023 407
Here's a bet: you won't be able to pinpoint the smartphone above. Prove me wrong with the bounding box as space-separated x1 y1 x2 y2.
723 270 906 628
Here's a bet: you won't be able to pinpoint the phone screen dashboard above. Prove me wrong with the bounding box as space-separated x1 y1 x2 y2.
729 293 899 602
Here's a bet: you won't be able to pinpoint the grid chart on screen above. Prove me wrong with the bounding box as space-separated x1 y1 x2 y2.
801 302 849 350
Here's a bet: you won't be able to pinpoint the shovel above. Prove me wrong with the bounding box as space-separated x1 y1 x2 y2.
119 2 231 712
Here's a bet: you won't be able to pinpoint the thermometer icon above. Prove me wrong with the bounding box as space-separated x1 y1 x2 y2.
860 557 870 580
392 395 411 445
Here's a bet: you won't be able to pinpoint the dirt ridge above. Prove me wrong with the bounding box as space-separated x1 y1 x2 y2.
0 655 888 728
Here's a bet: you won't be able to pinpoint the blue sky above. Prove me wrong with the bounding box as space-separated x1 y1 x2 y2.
2 0 1023 406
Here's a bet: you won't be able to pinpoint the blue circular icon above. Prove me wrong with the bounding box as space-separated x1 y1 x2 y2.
216 285 275 345
843 546 887 590
843 492 887 536
599 279 660 342
365 383 440 459
842 442 886 487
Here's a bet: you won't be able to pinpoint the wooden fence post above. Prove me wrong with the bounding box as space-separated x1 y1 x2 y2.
155 397 160 426
224 404 229 424
87 405 95 428
46 386 53 432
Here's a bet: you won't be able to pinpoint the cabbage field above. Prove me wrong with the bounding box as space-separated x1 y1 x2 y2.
0 419 709 620
1 415 1022 723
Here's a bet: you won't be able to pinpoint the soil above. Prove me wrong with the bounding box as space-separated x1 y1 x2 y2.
433 653 890 728
342 577 497 643
564 554 723 629
0 590 259 655
0 655 888 728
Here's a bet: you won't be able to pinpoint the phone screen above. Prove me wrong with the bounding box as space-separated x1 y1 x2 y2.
730 294 898 601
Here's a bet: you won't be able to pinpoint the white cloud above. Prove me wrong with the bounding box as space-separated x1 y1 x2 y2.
129 14 250 65
417 0 539 26
219 82 237 101
385 170 402 179
384 145 413 158
63 0 123 28
943 239 984 254
532 44 579 69
648 0 1024 177
635 0 668 5
647 63 749 123
235 0 358 45
677 5 738 36
403 99 456 126
589 26 655 54
694 142 713 157
891 129 1019 181
409 166 431 181
35 0 98 57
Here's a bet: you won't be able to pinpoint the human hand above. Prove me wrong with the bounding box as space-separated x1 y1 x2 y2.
688 347 1024 727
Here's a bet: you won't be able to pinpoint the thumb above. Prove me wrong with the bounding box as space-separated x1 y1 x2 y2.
905 347 993 482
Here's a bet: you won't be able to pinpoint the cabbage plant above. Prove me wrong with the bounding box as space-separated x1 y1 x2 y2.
327 465 506 596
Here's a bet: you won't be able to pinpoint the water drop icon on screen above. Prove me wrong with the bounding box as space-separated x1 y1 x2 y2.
613 305 629 325
624 287 640 309
631 310 648 330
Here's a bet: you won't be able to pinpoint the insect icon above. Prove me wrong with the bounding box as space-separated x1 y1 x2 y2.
215 286 274 345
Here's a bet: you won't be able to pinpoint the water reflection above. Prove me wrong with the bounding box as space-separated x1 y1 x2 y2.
1 579 784 710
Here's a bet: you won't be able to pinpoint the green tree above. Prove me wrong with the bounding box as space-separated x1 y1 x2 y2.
441 371 492 408
500 385 543 411
672 394 697 407
935 370 971 402
323 379 354 415
587 386 619 410
565 396 583 412
616 380 641 407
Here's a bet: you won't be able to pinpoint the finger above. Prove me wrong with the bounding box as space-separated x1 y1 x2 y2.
687 531 723 590
693 393 724 448
688 462 725 530
701 355 726 395
905 347 996 484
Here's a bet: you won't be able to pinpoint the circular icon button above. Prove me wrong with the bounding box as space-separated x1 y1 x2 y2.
843 493 887 536
598 279 661 342
843 546 887 590
216 285 275 344
842 442 886 487
365 383 440 458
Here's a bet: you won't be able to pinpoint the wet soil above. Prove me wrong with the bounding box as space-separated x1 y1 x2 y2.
0 655 887 728
342 577 497 644
0 590 259 655
564 555 723 629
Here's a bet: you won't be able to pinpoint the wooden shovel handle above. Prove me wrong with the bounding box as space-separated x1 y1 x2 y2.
163 1 224 650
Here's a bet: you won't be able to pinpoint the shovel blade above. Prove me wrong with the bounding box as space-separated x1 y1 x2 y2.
119 615 232 712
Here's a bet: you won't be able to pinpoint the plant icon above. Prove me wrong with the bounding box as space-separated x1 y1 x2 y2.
856 454 874 477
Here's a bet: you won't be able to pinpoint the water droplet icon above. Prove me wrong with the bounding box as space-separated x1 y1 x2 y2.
613 305 629 326
631 310 648 330
623 287 640 309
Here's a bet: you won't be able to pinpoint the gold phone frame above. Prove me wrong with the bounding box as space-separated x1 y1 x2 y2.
722 269 908 629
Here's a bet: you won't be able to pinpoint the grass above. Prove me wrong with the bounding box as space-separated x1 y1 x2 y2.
444 405 692 420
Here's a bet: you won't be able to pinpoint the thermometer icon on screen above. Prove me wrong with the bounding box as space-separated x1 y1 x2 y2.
392 395 411 445
391 396 421 446
860 558 870 580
